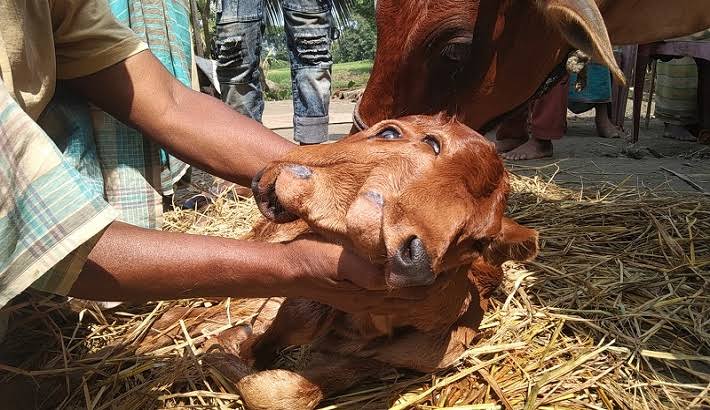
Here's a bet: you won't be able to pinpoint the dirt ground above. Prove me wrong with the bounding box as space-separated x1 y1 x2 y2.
176 99 709 203
509 112 710 194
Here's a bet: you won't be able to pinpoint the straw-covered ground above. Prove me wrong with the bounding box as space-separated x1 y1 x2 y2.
1 172 708 410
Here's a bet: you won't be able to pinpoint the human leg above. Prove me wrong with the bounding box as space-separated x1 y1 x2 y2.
283 0 334 144
502 76 569 160
594 103 623 138
215 0 265 121
655 57 699 141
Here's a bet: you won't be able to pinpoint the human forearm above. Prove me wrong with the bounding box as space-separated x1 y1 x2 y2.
157 84 294 186
69 221 298 302
68 222 429 313
68 51 295 186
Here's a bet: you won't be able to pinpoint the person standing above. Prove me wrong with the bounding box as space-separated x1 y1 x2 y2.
215 0 335 145
654 30 710 142
496 64 622 160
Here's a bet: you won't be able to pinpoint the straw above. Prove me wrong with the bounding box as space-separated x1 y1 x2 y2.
1 173 708 409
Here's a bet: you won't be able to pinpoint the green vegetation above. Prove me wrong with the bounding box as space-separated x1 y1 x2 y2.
196 0 376 101
264 60 373 100
332 0 377 63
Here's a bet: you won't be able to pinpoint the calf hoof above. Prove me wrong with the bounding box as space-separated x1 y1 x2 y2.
237 369 323 410
239 335 278 369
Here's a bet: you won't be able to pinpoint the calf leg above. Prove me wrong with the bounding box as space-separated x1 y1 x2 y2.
365 294 485 372
239 299 336 368
236 353 386 410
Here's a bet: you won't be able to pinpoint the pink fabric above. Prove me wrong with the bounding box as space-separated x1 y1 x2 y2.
497 75 569 140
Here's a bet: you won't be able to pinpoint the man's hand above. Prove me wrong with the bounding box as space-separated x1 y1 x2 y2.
69 222 430 314
67 51 295 187
282 237 431 314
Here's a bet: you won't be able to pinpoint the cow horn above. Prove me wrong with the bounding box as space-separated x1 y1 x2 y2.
538 0 625 85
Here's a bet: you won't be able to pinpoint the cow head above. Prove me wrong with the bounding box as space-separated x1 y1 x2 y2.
358 0 624 132
252 115 538 288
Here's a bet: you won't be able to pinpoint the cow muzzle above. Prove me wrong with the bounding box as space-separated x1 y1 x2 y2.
387 236 435 288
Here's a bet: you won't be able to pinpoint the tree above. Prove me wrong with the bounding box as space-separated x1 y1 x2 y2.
332 0 376 63
263 26 289 62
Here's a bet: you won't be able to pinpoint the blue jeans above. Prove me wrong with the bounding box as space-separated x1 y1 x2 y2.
215 0 334 144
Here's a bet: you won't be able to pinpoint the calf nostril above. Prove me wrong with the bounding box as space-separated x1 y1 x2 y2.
400 236 425 264
405 236 425 262
251 168 266 195
390 235 435 287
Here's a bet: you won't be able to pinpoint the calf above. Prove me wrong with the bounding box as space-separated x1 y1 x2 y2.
208 115 538 409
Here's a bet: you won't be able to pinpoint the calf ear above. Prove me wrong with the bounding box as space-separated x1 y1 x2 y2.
483 217 539 266
538 0 625 85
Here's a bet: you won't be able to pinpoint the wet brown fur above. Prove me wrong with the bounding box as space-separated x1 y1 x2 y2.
207 116 539 409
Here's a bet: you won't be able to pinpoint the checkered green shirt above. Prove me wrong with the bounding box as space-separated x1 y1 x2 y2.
0 83 117 306
0 0 194 308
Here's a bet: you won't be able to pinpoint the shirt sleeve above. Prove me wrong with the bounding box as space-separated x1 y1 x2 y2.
51 0 149 79
0 80 116 308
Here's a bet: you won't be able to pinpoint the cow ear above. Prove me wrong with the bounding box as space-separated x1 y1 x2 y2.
482 217 539 266
539 0 625 85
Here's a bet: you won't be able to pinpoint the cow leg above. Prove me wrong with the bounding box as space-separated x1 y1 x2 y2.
239 299 336 368
236 353 387 410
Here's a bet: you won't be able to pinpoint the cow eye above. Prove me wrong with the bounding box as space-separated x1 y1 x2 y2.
442 42 470 61
423 135 441 155
441 35 473 62
377 127 401 140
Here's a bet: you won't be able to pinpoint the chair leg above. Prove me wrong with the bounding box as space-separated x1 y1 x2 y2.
632 52 650 143
611 45 637 128
696 58 710 136
611 50 623 126
645 60 657 129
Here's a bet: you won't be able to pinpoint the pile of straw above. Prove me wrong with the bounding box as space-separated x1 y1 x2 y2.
1 174 708 409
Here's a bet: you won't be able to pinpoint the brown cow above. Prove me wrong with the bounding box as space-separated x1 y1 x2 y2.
355 0 710 133
198 115 538 409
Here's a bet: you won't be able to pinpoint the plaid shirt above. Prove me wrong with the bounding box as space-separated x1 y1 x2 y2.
0 82 117 307
1 0 196 308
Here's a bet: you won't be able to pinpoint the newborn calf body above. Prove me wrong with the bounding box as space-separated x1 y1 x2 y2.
212 115 538 409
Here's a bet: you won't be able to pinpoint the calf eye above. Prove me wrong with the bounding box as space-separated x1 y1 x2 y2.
377 127 402 140
423 135 441 155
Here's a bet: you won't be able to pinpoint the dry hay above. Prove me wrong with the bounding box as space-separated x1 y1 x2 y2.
1 174 709 410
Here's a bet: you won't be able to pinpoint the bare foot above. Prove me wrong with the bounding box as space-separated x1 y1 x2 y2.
501 138 553 160
595 116 623 138
594 105 622 138
662 123 697 142
495 137 527 153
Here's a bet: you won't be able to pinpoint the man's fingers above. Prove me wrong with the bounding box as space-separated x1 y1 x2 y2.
336 248 388 290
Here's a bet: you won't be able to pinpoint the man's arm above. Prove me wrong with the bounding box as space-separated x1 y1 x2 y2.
69 222 426 314
62 52 431 313
67 51 294 187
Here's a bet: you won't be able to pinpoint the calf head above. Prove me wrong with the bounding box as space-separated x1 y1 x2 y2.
252 115 537 288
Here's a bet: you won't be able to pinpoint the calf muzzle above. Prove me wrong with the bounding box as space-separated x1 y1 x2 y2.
387 236 435 288
251 167 299 223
